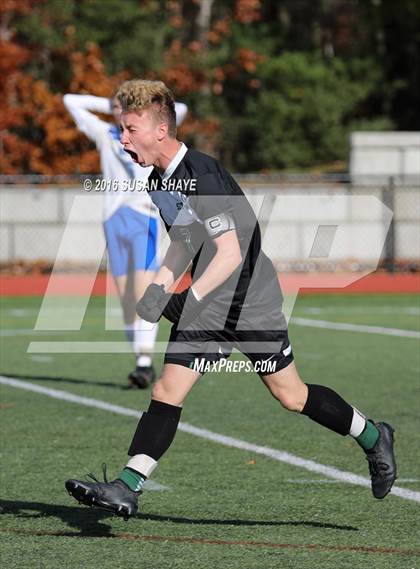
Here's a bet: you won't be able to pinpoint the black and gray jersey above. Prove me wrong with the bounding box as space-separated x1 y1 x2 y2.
147 147 282 315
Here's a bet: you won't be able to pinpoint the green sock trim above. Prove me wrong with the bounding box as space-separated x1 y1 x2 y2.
356 420 379 451
118 468 146 492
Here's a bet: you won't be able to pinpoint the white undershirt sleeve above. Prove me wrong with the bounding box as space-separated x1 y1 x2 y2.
175 102 188 126
63 94 111 144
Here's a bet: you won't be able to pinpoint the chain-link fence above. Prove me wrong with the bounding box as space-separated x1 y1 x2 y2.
0 175 419 273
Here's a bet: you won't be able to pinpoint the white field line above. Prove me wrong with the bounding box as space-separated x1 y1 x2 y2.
301 307 420 316
29 355 54 363
4 318 417 342
1 375 419 504
3 315 418 342
291 317 420 339
287 478 420 485
0 329 73 337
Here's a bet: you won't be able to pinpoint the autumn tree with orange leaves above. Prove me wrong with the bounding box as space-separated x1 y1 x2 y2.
2 0 419 174
1 1 128 174
1 0 266 174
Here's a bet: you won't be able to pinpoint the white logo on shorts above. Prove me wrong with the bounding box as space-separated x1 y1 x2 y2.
283 344 292 356
261 354 276 364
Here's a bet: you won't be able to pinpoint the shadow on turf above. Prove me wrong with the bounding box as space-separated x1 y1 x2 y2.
0 500 358 536
0 499 116 536
2 373 129 390
139 513 358 532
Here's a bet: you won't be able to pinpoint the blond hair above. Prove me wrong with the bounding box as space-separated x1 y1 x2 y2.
116 80 177 137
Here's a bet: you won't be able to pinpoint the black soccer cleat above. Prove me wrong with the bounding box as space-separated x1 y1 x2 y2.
365 421 397 499
127 365 156 389
65 476 140 520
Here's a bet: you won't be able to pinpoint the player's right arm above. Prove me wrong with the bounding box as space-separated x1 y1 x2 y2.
152 240 192 292
63 94 111 143
136 240 192 323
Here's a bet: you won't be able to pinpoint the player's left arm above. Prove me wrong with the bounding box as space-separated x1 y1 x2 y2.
192 229 242 299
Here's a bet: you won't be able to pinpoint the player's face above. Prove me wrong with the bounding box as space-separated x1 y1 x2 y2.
120 109 161 168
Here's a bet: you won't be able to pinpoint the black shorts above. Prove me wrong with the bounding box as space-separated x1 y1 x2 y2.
163 302 294 376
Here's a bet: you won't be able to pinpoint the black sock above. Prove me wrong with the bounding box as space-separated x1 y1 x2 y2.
128 399 182 458
301 383 353 436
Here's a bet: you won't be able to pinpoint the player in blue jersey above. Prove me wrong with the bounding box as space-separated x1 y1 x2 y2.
64 93 187 387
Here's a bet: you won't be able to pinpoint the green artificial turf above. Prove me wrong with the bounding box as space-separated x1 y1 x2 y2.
1 294 419 569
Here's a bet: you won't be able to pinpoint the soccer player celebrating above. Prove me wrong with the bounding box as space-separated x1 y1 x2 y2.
63 91 188 388
66 80 397 519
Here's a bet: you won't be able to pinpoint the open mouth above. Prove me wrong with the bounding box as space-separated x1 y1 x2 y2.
124 148 139 163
